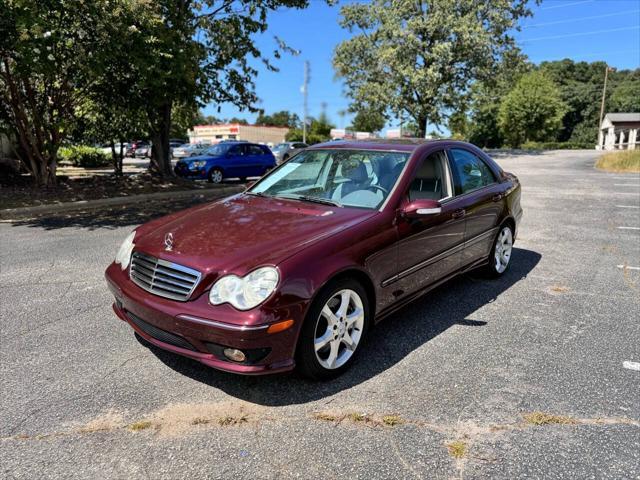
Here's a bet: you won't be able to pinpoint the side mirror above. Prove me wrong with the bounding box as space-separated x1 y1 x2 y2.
402 199 442 218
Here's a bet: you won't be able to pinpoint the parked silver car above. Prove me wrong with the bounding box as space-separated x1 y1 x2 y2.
172 143 210 159
272 142 308 164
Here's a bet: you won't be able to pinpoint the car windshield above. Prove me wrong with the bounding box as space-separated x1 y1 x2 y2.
273 143 288 151
249 149 409 209
204 145 227 156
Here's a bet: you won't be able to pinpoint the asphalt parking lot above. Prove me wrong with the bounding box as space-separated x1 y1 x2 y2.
1 150 639 479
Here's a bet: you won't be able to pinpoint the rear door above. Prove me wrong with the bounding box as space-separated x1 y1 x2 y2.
393 149 466 296
447 147 506 267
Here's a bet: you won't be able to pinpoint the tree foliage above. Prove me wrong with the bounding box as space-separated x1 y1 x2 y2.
0 0 142 185
349 107 385 133
256 110 300 128
285 113 335 144
333 0 534 137
498 71 566 148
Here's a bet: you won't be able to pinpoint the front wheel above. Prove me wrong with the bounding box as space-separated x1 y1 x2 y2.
296 279 370 380
484 225 514 277
207 168 223 184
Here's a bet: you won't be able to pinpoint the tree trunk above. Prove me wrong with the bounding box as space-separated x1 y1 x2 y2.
149 102 174 178
110 141 123 176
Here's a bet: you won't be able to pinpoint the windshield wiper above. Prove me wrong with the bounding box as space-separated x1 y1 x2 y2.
245 191 269 197
276 193 342 208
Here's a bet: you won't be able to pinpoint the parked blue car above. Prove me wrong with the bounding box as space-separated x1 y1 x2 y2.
174 142 276 183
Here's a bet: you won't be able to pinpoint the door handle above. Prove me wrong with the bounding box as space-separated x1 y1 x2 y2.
492 193 503 202
452 209 465 219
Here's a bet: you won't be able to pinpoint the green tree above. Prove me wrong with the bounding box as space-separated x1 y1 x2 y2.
0 0 140 185
349 107 385 133
256 110 300 127
466 50 531 148
285 114 335 144
498 71 566 148
133 0 309 177
333 0 534 138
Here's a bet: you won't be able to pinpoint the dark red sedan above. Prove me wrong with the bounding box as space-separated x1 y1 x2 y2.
105 140 522 379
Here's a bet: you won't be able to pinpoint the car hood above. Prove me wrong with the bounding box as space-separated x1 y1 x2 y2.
133 193 375 279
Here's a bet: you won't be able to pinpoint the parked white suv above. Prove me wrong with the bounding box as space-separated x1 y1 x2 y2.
272 142 308 164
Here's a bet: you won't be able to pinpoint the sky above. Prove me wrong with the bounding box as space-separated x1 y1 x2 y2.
203 0 640 132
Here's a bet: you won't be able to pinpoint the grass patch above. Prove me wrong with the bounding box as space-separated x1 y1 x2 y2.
348 412 369 423
523 412 578 426
218 414 248 426
446 440 467 459
128 420 152 431
313 412 339 422
595 150 640 173
382 415 404 427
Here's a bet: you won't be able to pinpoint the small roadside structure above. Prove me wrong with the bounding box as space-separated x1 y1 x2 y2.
597 113 640 150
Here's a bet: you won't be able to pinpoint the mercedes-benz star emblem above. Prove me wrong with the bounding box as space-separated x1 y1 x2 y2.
164 232 174 252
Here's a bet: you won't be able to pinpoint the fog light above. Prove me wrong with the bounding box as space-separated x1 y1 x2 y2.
223 348 246 363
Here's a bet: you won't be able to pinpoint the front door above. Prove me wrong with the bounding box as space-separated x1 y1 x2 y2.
447 148 506 267
392 150 466 297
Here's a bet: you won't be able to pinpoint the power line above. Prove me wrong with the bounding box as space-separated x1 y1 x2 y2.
540 0 594 11
522 25 640 42
522 10 640 29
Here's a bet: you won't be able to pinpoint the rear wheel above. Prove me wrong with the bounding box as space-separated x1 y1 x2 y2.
208 168 223 184
297 279 369 380
484 225 513 277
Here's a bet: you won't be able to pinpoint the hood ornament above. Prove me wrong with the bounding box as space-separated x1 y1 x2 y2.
164 232 174 252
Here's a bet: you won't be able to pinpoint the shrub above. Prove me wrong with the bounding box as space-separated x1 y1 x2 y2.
59 145 110 168
520 141 593 150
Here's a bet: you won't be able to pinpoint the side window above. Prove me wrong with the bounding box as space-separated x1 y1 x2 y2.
248 145 264 155
408 150 450 201
449 148 495 195
227 145 244 156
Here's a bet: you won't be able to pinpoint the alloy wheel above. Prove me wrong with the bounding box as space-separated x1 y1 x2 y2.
209 169 223 183
313 289 365 370
494 227 513 273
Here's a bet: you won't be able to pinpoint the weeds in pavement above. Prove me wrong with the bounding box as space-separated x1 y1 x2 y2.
218 414 248 426
446 440 467 459
313 412 339 422
382 415 404 426
128 421 152 431
523 412 577 426
191 417 211 425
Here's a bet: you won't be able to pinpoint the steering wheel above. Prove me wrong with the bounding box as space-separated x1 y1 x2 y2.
366 184 389 195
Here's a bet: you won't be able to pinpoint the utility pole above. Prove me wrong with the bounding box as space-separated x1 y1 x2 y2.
302 61 310 144
599 65 614 130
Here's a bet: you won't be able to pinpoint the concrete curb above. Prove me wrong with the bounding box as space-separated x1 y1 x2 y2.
0 185 244 220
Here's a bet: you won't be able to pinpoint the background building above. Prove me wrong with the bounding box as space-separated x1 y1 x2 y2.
188 124 289 146
597 113 640 150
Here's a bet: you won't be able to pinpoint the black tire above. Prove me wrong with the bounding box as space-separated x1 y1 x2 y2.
483 224 514 278
207 168 223 184
283 154 289 161
296 278 370 380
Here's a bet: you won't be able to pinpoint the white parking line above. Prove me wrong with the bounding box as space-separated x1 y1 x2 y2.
618 226 640 230
616 205 640 208
617 265 640 270
623 361 640 371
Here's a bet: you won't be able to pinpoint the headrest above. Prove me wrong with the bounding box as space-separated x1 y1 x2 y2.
342 159 368 182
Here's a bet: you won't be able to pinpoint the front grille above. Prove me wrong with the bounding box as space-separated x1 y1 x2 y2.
127 311 197 351
129 251 201 301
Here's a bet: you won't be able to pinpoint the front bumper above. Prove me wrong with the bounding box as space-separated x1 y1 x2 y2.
174 163 207 179
105 263 298 375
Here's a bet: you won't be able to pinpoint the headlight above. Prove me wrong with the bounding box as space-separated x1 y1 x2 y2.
115 230 136 270
209 267 279 310
190 160 206 168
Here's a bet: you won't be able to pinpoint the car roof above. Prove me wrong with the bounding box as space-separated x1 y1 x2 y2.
309 138 469 153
